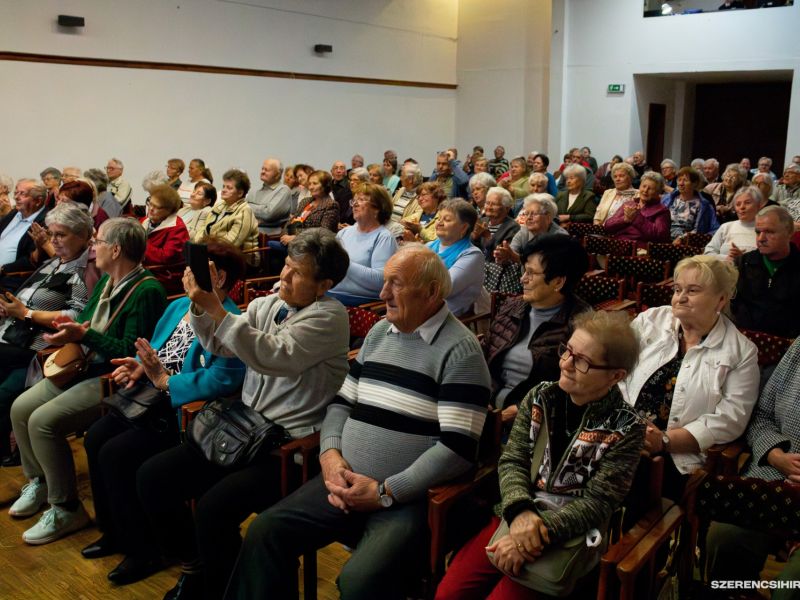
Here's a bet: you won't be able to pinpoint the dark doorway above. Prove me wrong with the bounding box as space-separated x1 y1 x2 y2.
692 81 791 170
646 103 666 171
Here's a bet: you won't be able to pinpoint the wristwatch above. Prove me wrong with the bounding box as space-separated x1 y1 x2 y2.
378 482 394 508
24 308 33 322
661 432 671 453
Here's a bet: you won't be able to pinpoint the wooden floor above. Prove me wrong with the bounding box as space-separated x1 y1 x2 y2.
0 436 349 600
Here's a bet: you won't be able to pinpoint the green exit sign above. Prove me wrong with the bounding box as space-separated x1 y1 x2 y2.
607 84 625 94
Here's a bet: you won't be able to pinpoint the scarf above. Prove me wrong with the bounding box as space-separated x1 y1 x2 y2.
428 236 472 269
89 265 145 332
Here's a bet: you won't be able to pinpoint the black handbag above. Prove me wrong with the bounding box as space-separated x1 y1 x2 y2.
102 382 170 427
1 317 39 348
188 398 289 468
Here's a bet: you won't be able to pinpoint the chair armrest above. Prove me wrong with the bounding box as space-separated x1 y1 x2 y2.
276 431 321 497
180 400 206 432
704 439 748 476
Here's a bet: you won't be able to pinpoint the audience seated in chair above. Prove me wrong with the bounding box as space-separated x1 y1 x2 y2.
620 255 759 501
594 161 637 226
471 187 519 264
662 167 720 243
482 234 590 427
193 169 260 267
0 203 93 467
732 205 800 337
141 184 190 293
178 182 215 240
81 239 247 587
0 179 49 288
602 170 671 249
703 185 763 262
436 311 645 600
224 243 490 600
8 217 167 545
427 199 485 317
246 157 292 236
137 228 350 600
328 183 397 306
554 164 597 225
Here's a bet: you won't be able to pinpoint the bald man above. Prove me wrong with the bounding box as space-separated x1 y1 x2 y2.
247 158 291 235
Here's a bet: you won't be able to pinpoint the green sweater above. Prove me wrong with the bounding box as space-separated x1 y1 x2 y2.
79 270 167 367
498 382 645 544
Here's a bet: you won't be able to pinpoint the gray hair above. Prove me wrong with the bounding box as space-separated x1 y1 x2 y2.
439 198 478 238
732 185 764 208
562 163 587 182
23 181 47 203
758 156 773 166
394 243 452 300
611 161 636 181
752 172 774 196
723 163 747 181
350 167 369 182
785 163 800 175
486 186 514 209
62 166 81 179
704 158 719 170
267 158 284 174
640 170 666 193
523 193 557 218
757 205 794 236
400 163 423 186
528 172 548 187
660 159 677 170
691 158 705 171
142 170 169 193
469 172 497 190
84 168 109 193
45 201 94 239
287 227 350 286
100 217 147 264
0 174 13 194
108 157 124 170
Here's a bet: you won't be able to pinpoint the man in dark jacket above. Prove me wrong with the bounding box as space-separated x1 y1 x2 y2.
0 179 48 287
733 206 800 337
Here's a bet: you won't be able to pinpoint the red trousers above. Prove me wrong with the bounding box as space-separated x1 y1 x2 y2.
434 516 539 600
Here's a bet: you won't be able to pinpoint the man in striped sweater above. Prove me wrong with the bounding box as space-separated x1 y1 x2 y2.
225 244 491 600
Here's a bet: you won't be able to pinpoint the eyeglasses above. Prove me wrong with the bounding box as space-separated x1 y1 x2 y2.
93 237 111 246
349 198 371 207
526 211 549 217
146 199 167 210
558 343 618 374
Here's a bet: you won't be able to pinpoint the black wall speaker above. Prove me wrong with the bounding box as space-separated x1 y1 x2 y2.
314 44 333 54
58 15 85 27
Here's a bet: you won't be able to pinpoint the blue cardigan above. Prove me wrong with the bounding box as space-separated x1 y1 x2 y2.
661 190 720 236
151 296 246 408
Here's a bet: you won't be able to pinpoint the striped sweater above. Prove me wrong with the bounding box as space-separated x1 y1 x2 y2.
320 310 491 503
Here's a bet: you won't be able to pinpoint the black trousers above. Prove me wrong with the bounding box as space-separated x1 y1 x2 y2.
0 344 36 455
84 410 179 557
137 442 282 600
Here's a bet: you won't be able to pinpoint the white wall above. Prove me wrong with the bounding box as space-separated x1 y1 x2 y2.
455 0 552 159
557 0 800 164
0 0 458 201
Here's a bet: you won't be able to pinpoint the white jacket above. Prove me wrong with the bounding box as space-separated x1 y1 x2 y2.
619 305 759 474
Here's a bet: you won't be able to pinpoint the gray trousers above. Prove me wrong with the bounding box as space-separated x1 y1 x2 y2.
10 377 102 504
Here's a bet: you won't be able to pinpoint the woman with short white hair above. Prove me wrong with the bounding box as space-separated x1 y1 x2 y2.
471 187 519 263
554 164 597 224
469 172 497 214
594 162 637 225
704 186 763 262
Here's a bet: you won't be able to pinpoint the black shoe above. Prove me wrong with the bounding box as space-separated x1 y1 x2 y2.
81 534 118 559
107 555 163 585
1 448 20 467
163 573 203 600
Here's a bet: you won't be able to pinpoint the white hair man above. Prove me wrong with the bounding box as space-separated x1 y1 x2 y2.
246 157 291 235
105 158 132 206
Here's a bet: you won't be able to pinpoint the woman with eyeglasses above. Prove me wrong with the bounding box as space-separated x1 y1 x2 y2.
620 255 759 500
482 235 590 424
436 310 645 599
9 217 166 546
328 183 397 306
140 184 189 294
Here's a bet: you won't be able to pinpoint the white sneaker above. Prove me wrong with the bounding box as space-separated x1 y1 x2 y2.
22 503 90 545
8 478 48 518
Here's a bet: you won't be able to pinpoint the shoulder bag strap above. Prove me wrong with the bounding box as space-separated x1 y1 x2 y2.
100 275 157 333
530 405 549 480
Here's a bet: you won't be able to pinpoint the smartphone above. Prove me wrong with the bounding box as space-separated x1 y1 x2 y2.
184 242 213 292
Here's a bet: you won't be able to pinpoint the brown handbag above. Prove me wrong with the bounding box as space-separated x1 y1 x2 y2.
43 343 91 388
43 276 156 388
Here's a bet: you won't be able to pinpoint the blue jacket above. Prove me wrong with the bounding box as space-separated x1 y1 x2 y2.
429 160 470 199
151 296 246 407
661 190 720 236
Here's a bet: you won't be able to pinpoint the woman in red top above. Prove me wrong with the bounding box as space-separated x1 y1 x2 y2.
141 184 189 292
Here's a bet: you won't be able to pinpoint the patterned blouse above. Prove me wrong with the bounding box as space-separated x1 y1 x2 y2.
156 318 195 375
633 351 683 431
669 196 701 239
